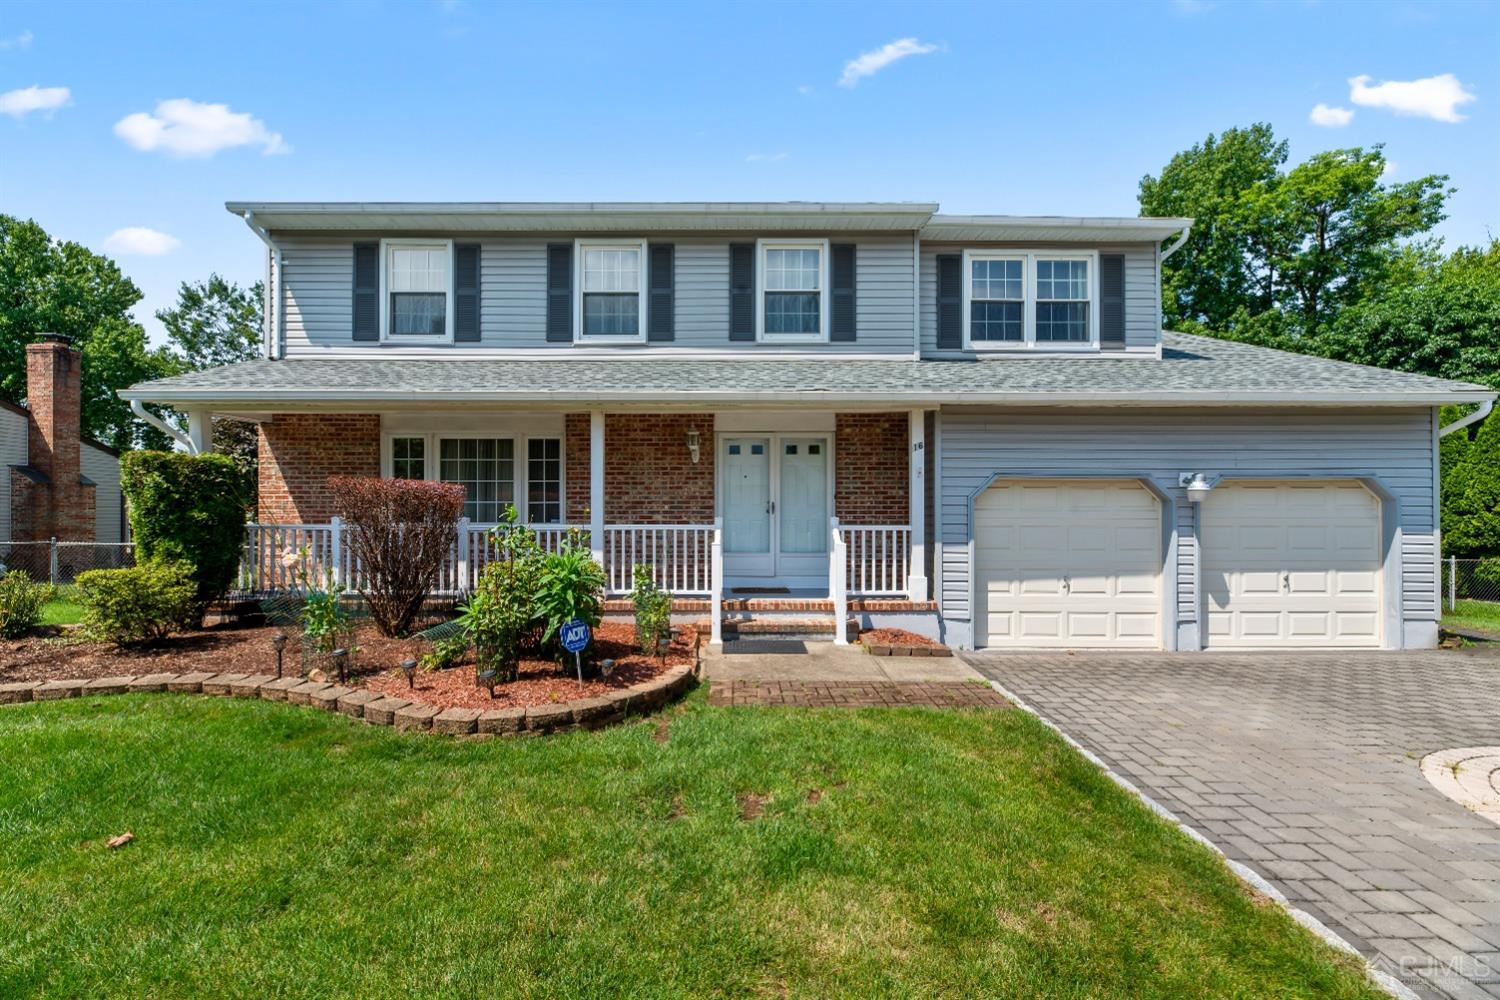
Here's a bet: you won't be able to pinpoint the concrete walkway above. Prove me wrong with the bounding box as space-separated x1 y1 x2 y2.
965 648 1500 1000
703 642 1001 708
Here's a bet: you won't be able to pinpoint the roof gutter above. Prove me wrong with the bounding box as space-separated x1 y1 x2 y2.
1439 397 1495 437
1159 222 1193 262
131 399 198 454
238 210 284 360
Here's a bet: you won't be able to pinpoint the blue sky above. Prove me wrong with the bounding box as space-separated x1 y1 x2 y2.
2 0 1496 344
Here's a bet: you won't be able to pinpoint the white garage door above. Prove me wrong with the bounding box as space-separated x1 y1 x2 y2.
975 479 1162 648
1201 481 1381 648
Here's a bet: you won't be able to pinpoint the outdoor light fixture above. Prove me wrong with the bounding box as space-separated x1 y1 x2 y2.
600 658 616 678
400 658 417 689
686 429 701 464
271 632 289 678
331 648 349 684
1179 472 1223 503
477 669 498 699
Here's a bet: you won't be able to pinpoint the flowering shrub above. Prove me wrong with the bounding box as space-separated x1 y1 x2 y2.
329 476 466 637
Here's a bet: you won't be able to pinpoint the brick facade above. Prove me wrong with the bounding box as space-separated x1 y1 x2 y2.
834 412 909 524
565 413 716 524
258 414 381 522
10 336 95 542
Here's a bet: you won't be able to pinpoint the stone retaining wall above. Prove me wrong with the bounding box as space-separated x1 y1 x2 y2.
0 666 697 736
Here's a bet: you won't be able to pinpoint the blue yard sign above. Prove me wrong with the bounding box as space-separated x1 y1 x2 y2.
561 619 591 653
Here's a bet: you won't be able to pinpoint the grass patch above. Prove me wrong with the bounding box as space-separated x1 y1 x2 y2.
0 692 1379 998
1444 599 1500 636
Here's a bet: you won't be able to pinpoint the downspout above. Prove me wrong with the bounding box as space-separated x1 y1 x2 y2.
131 399 197 454
239 210 284 360
1155 223 1192 360
912 230 921 361
1439 397 1495 437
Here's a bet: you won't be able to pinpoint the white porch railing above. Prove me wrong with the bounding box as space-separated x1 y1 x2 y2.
601 524 715 595
841 524 911 597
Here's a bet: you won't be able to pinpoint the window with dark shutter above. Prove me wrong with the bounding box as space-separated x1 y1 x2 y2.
352 243 379 341
936 253 962 350
545 243 573 343
454 244 480 342
830 243 856 342
647 244 675 341
728 243 755 341
1100 253 1125 349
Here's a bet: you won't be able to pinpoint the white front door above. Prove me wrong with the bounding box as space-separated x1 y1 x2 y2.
721 434 831 582
1201 481 1382 648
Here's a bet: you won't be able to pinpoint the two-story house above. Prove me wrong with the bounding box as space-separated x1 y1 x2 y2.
121 202 1495 651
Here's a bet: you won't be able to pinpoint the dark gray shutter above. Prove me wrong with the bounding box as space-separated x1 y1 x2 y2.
728 243 755 341
454 244 481 342
1100 253 1125 349
647 244 675 342
830 243 856 342
352 242 379 341
936 253 962 350
546 243 573 342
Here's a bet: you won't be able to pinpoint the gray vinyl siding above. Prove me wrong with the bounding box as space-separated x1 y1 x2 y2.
937 407 1437 635
920 243 1159 355
80 442 123 545
280 235 915 353
0 406 25 542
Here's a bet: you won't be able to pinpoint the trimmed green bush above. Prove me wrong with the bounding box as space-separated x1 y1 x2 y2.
631 564 671 658
77 562 197 645
0 570 52 638
121 451 248 617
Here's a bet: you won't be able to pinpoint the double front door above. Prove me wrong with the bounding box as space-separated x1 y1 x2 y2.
721 434 830 583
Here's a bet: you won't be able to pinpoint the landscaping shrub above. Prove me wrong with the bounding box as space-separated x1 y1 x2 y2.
77 562 197 645
631 564 671 658
122 451 248 618
0 570 52 638
329 476 466 637
454 508 544 681
534 529 605 663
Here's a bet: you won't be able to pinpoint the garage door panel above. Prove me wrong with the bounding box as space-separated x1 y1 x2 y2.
1202 481 1381 649
976 479 1161 648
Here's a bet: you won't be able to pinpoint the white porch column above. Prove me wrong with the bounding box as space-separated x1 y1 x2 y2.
907 408 928 602
187 409 214 455
589 410 605 569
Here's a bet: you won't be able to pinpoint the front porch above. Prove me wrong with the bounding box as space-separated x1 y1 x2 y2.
236 407 934 643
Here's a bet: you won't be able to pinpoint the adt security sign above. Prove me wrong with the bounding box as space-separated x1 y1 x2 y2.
561 618 591 685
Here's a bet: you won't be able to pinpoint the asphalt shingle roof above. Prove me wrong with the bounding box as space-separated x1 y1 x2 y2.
122 332 1492 406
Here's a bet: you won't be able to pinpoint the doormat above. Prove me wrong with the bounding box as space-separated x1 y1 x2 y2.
731 587 792 595
723 639 808 654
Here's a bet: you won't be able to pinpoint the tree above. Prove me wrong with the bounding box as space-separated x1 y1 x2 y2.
1441 410 1500 559
0 214 180 449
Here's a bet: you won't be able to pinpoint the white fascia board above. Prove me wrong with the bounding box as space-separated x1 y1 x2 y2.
922 215 1192 243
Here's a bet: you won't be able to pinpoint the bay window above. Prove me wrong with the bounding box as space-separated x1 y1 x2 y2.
758 240 828 340
383 240 452 339
576 240 646 340
963 250 1098 349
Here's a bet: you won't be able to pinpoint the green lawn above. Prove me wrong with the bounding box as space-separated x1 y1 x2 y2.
0 692 1378 998
1443 599 1500 637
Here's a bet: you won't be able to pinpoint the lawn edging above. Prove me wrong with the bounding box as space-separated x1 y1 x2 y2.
0 665 698 737
980 673 1420 1000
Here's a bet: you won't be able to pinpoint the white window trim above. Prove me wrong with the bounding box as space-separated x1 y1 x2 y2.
756 238 830 343
379 238 455 344
380 431 566 526
961 249 1100 351
574 238 648 344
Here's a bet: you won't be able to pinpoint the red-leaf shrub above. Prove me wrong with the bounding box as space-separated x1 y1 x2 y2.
329 476 466 637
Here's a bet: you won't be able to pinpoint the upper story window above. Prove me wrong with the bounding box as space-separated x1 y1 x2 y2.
576 240 646 341
963 250 1098 350
382 239 453 341
758 239 828 341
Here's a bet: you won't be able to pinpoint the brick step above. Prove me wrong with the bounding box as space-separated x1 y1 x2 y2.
602 597 937 614
687 618 859 641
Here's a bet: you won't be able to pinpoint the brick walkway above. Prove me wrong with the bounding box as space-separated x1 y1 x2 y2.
966 648 1500 1000
708 679 1010 709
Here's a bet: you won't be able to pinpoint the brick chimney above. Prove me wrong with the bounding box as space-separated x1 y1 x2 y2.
10 334 95 542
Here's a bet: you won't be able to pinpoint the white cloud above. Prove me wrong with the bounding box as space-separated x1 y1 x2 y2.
1309 103 1354 127
1348 73 1476 123
0 29 33 49
114 98 289 157
745 152 789 163
103 227 181 256
1171 0 1215 12
0 84 70 118
797 84 814 96
1382 160 1398 178
838 37 938 88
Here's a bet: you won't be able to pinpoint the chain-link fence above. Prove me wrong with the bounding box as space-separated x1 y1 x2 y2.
1441 557 1500 610
0 541 136 586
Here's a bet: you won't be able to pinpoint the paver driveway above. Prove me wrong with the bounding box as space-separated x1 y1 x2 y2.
965 648 1500 1000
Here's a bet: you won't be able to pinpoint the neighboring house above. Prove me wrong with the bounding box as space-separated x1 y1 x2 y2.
2 335 125 550
121 202 1495 651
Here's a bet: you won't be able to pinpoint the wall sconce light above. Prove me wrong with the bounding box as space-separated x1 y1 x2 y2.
1178 472 1223 503
686 429 701 464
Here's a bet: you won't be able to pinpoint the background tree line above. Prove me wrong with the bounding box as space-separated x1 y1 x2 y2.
1140 124 1500 558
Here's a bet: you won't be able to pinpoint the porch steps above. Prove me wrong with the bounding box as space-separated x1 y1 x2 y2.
700 618 860 643
601 598 937 614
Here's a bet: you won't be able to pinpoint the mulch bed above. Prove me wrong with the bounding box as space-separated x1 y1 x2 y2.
0 618 692 712
860 627 941 648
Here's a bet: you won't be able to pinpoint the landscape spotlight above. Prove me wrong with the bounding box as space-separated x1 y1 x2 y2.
331 648 349 684
400 658 418 689
477 669 498 699
271 632 289 678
